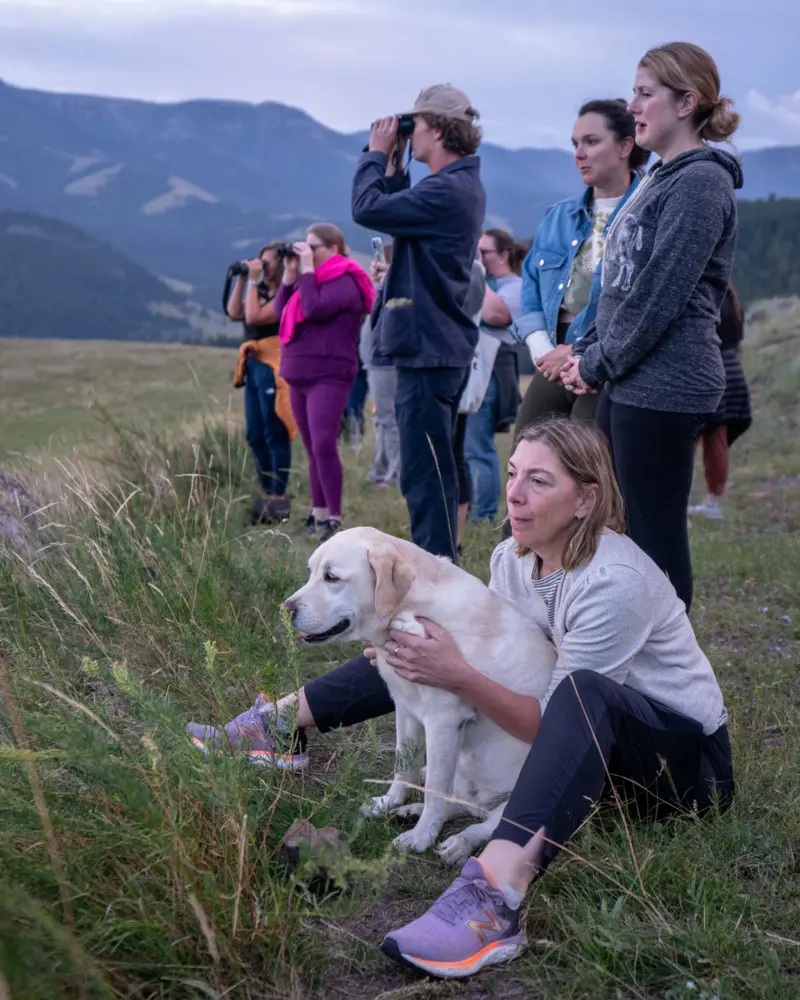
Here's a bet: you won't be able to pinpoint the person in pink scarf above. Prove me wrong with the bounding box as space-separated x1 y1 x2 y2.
274 223 375 543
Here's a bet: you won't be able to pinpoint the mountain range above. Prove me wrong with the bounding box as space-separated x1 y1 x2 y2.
0 79 581 308
2 79 800 319
0 211 226 341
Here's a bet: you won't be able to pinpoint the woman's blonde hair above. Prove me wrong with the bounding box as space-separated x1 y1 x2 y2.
639 42 739 144
513 418 626 571
308 222 349 257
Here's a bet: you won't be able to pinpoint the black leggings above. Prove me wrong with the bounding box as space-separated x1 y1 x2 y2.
597 394 704 612
304 656 733 875
515 371 599 431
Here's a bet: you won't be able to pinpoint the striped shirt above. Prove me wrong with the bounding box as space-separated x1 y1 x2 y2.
531 562 565 635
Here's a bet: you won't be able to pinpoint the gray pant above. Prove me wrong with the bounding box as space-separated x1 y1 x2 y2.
366 365 400 485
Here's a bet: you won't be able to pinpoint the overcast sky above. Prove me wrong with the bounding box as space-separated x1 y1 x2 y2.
1 0 797 151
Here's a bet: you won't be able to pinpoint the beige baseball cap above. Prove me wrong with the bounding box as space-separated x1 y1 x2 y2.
398 84 477 122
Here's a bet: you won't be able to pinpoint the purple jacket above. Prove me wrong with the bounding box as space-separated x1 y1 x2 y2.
275 273 364 385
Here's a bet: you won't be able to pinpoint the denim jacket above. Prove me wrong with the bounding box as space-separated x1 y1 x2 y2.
513 174 640 348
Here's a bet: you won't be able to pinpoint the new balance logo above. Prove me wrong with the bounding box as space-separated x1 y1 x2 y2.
466 909 502 944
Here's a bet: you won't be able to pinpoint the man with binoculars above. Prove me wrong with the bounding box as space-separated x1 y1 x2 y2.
352 84 486 563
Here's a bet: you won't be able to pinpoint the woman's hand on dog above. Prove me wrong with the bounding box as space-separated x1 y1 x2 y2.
379 619 472 692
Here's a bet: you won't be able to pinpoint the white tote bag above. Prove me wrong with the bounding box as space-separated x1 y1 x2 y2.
458 328 500 415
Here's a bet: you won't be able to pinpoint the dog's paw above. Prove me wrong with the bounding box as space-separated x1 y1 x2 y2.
389 614 427 639
392 827 436 854
361 794 400 819
393 803 424 821
436 832 472 866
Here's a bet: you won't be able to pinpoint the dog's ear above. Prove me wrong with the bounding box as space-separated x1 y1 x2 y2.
367 543 415 620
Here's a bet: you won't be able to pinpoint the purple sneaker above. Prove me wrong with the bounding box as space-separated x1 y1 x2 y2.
381 858 526 978
186 693 309 770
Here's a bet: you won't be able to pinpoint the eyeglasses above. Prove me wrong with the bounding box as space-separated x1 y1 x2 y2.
478 248 498 257
307 243 325 252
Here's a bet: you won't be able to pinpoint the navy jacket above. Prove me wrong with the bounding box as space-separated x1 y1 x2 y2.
351 151 486 369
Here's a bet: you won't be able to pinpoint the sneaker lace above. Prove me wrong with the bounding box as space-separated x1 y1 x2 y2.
226 708 268 743
428 878 494 927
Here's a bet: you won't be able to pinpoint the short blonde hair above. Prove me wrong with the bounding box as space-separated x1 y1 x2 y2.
512 418 626 571
639 42 739 144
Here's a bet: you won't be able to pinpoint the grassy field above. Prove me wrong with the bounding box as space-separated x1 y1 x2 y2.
0 306 799 1000
0 338 237 462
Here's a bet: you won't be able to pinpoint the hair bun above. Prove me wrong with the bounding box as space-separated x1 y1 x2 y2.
701 94 740 144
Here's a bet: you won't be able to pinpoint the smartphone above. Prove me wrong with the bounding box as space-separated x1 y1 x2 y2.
371 236 386 265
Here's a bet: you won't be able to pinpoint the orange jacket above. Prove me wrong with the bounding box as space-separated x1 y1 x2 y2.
234 337 297 441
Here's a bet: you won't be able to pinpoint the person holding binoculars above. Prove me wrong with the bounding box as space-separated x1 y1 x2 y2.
273 224 375 543
351 84 486 563
229 244 297 525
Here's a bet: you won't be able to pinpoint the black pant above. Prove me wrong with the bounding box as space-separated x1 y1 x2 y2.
303 657 733 876
597 394 704 612
395 366 469 562
454 412 471 507
493 670 732 874
515 371 599 433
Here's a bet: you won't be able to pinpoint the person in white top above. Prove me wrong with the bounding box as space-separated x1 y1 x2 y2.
512 99 649 431
463 229 527 522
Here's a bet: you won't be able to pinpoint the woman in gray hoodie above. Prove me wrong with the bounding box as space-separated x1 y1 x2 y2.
563 42 742 612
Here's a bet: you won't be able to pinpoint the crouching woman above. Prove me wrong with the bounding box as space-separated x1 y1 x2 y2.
188 418 734 979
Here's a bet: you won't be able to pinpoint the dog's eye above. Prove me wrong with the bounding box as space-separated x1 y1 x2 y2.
323 570 339 583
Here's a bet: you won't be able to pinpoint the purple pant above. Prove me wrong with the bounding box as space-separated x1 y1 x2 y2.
289 380 352 518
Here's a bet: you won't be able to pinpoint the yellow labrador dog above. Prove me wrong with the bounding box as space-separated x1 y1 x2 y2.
283 526 556 864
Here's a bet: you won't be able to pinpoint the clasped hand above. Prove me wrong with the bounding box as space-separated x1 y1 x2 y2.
559 355 596 395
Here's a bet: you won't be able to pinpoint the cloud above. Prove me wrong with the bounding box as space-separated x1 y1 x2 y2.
0 0 798 150
746 90 800 137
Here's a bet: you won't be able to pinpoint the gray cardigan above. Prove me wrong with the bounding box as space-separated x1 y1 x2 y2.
489 530 727 735
575 148 743 414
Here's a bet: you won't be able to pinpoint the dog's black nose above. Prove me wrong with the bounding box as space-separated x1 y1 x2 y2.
282 597 296 615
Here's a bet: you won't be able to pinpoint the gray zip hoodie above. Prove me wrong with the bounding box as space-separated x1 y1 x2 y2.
574 148 743 413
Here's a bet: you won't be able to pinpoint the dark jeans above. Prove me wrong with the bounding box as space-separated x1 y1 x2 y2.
343 366 369 436
303 657 734 877
454 412 471 507
597 394 704 612
395 366 469 562
464 372 501 520
243 358 292 496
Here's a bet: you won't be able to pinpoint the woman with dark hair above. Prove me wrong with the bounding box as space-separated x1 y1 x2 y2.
464 228 526 521
563 42 742 610
274 223 375 543
512 99 650 429
230 243 297 525
689 283 752 519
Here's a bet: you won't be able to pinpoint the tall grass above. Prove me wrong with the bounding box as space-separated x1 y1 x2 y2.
1 324 800 998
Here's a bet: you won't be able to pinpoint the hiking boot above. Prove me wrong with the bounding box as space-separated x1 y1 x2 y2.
318 518 341 544
266 496 292 521
304 512 317 536
252 496 292 525
380 858 526 978
186 693 309 770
